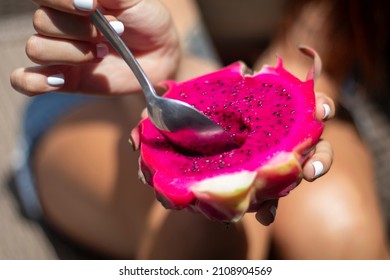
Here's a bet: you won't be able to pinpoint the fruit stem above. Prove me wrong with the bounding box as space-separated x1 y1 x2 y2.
298 45 322 81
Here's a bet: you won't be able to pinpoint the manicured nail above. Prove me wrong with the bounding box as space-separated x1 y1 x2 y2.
96 43 109 58
47 74 64 86
323 104 331 119
312 161 324 178
110 21 125 35
269 205 277 220
73 0 93 11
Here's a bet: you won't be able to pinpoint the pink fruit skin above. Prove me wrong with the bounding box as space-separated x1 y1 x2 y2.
130 55 324 222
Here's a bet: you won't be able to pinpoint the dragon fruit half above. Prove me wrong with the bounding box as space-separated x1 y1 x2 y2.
130 47 324 222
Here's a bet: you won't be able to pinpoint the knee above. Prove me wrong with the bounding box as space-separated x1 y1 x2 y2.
31 101 153 258
313 181 387 259
273 173 389 259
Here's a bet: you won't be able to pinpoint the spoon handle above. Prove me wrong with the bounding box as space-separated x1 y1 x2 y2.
89 9 157 100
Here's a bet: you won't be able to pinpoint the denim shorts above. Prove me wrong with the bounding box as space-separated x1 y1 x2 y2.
11 92 95 221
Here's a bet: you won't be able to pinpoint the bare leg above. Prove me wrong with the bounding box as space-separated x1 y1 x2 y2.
272 119 390 259
33 96 150 258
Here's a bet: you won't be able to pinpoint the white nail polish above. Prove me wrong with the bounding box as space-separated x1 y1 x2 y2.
312 161 324 178
323 104 331 119
110 21 125 35
96 43 109 58
73 0 93 11
47 74 65 86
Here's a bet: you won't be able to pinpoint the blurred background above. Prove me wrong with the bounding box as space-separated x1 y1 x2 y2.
0 0 88 259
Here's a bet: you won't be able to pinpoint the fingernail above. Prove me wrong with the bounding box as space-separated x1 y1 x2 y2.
269 205 277 219
312 161 324 178
96 43 109 58
47 74 65 86
73 0 94 11
323 104 331 119
110 21 125 35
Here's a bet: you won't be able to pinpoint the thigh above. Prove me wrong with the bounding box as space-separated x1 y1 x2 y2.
271 119 389 259
33 96 151 258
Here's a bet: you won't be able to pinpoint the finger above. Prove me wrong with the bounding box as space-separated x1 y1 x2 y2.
140 108 148 119
33 0 97 14
315 92 335 121
11 59 133 96
302 139 333 181
33 7 124 42
26 34 109 65
97 0 142 10
255 199 279 226
11 66 70 96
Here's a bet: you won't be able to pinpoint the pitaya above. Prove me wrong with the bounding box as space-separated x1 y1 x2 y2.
130 46 324 222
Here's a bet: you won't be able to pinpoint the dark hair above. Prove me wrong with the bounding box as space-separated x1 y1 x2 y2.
281 0 390 96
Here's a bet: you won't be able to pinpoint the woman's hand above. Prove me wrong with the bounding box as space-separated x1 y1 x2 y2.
302 92 335 181
256 92 335 225
11 0 180 96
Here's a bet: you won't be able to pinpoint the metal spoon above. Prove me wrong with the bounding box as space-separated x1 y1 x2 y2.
89 9 237 154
